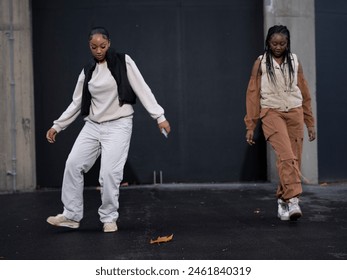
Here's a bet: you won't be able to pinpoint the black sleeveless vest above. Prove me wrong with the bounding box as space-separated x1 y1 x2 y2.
81 49 137 116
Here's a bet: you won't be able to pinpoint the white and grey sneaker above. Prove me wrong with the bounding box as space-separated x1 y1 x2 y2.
47 214 80 228
103 222 118 233
277 199 290 221
288 197 302 220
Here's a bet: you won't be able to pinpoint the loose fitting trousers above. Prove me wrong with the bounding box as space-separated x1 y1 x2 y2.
261 107 304 200
61 117 132 223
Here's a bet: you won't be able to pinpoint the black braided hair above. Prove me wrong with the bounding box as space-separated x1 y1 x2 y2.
261 25 294 85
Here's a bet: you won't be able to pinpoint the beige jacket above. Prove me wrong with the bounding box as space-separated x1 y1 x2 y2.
244 53 315 131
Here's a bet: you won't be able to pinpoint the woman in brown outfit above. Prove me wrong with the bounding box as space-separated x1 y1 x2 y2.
244 25 316 221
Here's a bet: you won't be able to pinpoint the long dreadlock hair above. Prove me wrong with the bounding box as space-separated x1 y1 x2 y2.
260 25 295 86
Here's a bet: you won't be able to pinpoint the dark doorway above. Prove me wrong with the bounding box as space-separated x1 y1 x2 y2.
315 0 347 182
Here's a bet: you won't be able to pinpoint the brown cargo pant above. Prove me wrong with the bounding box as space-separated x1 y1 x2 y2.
260 107 304 201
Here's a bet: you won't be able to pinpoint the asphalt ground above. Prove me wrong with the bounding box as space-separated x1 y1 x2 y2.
0 183 347 260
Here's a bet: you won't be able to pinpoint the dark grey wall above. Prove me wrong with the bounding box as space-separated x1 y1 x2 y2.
33 0 266 187
315 0 347 182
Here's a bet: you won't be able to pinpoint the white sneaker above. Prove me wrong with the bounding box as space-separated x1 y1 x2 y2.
288 197 302 220
47 214 80 229
277 199 290 221
103 222 118 233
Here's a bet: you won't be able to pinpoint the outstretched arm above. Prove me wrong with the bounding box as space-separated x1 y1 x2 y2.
125 55 171 136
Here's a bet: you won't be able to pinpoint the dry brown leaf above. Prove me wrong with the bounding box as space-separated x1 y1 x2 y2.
150 234 173 244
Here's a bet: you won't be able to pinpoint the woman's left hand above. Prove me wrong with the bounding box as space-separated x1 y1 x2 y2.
308 126 316 142
158 120 171 135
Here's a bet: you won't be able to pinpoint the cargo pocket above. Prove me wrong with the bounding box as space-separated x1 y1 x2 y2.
292 136 303 159
278 158 301 185
260 109 278 140
289 126 304 159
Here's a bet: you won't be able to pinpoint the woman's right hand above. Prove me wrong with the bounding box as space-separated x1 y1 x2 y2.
246 130 255 146
46 128 57 144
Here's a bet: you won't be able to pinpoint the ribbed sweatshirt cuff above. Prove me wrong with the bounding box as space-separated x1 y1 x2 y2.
157 115 166 123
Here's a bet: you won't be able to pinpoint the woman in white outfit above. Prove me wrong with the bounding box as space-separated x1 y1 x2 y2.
46 27 170 233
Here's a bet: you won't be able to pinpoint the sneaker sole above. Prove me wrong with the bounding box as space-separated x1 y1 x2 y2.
289 212 302 221
278 214 290 221
103 226 118 233
103 228 118 233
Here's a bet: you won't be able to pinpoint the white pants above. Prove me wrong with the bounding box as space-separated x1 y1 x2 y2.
61 117 132 223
